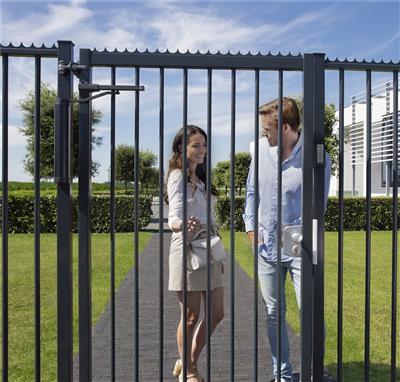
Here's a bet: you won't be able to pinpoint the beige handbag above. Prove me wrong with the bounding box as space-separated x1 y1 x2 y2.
189 229 227 270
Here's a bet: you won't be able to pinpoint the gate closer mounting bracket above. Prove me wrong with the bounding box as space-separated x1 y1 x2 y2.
58 60 145 102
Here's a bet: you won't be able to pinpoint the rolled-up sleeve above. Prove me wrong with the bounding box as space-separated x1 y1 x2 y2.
167 170 184 230
243 158 255 232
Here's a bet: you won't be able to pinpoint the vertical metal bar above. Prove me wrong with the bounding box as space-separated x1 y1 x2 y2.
55 40 74 382
34 55 41 382
158 67 165 382
301 53 316 382
134 66 140 382
78 48 92 382
311 53 326 381
364 70 372 382
253 69 259 382
2 53 9 382
110 66 116 382
337 68 345 382
182 67 188 382
352 97 356 196
390 70 398 382
276 70 283 382
230 69 236 382
206 68 212 382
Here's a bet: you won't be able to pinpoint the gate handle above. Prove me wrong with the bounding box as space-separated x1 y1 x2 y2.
312 219 318 265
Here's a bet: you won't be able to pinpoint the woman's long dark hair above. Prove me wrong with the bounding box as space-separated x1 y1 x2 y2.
165 125 218 204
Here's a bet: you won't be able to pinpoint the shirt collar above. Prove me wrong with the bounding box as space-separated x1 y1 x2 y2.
283 132 302 164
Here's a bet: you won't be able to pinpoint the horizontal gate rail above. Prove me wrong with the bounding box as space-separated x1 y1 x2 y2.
89 49 304 70
0 43 58 57
325 58 400 72
2 44 398 72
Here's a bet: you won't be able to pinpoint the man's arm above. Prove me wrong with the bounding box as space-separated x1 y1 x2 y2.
243 157 255 233
243 158 262 244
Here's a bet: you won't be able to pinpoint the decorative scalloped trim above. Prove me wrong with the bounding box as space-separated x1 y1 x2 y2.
325 56 400 65
90 47 304 58
1 43 398 65
1 42 57 49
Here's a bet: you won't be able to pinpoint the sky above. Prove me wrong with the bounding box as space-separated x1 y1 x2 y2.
1 0 399 182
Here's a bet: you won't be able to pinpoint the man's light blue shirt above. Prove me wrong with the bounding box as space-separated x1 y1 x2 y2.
243 134 331 262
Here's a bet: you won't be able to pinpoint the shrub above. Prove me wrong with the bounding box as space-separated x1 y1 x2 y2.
215 196 246 231
1 192 152 233
216 196 400 232
325 197 400 231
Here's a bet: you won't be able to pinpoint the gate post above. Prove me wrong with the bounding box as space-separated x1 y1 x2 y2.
55 40 74 382
303 52 326 381
78 48 93 382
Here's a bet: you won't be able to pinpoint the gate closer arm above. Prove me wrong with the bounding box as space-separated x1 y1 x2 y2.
78 83 145 102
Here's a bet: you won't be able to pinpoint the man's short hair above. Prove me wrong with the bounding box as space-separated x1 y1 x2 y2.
259 97 301 132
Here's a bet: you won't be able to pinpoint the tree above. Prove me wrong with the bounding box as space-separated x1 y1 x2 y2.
213 160 230 195
139 150 158 191
235 152 251 195
19 83 103 179
116 145 134 193
213 153 251 196
115 146 159 193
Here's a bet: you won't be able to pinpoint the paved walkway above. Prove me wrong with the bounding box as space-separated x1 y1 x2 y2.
73 199 335 381
73 233 305 381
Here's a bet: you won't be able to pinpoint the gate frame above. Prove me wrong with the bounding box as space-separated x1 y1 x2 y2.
75 46 323 381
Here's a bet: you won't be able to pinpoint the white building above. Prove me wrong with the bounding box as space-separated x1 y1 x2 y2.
330 81 400 197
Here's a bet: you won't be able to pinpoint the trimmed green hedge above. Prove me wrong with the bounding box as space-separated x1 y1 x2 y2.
2 192 153 233
216 196 400 231
3 194 399 233
325 197 400 231
1 181 131 192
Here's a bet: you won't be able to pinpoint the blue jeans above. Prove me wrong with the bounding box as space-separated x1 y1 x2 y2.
258 254 302 382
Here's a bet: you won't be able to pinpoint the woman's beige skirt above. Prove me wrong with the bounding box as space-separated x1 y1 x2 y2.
168 232 224 291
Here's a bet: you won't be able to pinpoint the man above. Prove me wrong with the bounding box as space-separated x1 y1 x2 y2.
243 97 331 382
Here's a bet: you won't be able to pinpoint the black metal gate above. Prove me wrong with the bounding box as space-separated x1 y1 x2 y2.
1 41 399 382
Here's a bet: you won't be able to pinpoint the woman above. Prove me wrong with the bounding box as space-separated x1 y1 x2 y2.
166 125 224 382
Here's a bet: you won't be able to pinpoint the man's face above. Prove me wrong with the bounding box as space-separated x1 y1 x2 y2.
261 114 278 146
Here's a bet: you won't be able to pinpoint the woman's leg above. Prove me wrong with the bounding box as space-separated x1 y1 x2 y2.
191 287 224 367
177 291 202 373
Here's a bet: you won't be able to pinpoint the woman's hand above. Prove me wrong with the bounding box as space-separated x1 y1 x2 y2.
187 216 201 240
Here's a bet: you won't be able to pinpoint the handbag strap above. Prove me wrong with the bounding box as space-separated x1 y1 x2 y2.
191 228 207 241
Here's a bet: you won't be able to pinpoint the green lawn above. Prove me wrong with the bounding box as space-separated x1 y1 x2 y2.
0 232 151 382
220 230 400 382
2 230 399 381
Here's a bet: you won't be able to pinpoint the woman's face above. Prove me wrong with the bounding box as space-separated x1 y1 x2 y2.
186 132 207 166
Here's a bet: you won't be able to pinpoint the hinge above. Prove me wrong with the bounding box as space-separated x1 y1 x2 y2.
58 60 88 77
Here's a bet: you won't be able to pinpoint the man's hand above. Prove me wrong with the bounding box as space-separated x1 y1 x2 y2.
247 231 263 245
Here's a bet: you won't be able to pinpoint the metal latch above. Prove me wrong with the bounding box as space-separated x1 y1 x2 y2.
283 225 303 257
312 219 318 265
315 143 325 167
